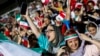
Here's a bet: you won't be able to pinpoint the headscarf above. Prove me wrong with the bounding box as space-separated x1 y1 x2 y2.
86 22 100 40
86 22 98 34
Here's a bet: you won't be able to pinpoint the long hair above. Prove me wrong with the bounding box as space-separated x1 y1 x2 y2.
64 29 82 53
42 24 64 47
42 24 64 53
65 37 82 53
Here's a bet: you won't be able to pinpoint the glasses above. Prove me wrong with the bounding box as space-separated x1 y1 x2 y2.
45 29 54 33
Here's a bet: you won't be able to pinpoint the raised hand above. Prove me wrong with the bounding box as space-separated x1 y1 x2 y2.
80 34 92 41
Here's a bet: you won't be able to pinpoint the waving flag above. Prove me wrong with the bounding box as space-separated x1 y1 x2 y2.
56 11 66 21
0 41 41 56
19 20 29 29
15 14 29 29
0 32 41 56
41 0 51 5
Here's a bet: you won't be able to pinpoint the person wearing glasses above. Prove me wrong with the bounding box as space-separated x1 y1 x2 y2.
23 10 64 55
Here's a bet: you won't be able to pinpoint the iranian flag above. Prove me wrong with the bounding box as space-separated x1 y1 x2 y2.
0 32 41 56
19 20 29 29
15 14 29 29
56 11 66 21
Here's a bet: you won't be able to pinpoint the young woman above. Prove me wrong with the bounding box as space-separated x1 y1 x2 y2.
57 29 100 56
23 10 64 55
86 22 100 40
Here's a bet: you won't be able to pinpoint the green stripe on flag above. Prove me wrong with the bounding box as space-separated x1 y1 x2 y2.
64 34 78 40
0 32 9 40
15 13 21 21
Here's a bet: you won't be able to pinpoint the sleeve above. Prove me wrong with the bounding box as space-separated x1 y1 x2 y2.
62 19 70 30
37 33 49 51
84 45 100 56
94 29 100 40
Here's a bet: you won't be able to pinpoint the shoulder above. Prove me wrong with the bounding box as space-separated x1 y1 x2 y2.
84 44 100 56
37 33 48 42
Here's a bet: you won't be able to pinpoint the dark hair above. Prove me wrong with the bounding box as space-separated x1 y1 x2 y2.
28 34 39 48
64 29 82 53
49 25 64 46
87 1 95 6
97 1 100 7
42 24 64 53
58 1 63 5
86 22 97 30
65 37 82 53
74 8 81 12
60 47 70 56
36 10 41 15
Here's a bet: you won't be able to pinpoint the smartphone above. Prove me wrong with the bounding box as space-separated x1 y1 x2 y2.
20 2 27 15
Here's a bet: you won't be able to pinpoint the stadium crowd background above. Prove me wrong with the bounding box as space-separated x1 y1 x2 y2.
0 0 100 56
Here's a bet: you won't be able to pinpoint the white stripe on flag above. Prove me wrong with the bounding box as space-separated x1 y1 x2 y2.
19 21 29 27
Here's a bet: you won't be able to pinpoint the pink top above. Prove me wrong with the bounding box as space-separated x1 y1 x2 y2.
84 44 100 56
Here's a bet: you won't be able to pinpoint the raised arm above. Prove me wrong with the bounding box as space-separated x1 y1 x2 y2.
23 10 40 38
65 0 71 20
80 34 100 50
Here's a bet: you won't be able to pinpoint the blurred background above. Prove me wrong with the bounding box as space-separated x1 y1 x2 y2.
0 0 33 15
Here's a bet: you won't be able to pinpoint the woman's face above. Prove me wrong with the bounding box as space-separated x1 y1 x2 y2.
88 2 94 10
67 38 79 52
45 25 56 42
88 27 97 36
58 2 62 7
43 18 50 25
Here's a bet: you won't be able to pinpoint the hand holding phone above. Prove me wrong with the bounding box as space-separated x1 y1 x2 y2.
20 2 27 15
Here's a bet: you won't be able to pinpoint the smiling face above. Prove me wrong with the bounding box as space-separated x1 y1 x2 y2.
66 38 79 52
45 25 56 42
87 27 97 36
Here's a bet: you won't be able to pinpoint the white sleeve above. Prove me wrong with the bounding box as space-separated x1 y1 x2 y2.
94 29 100 41
84 45 100 56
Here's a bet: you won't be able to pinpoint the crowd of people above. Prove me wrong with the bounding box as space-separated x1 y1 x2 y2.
0 0 100 56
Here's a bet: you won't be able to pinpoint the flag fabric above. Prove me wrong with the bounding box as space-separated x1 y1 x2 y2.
75 3 82 9
21 36 29 47
33 16 44 28
56 11 66 21
15 14 29 29
0 32 9 40
15 13 21 21
19 20 29 29
64 34 78 40
70 0 77 10
0 32 41 56
0 41 41 56
41 0 51 5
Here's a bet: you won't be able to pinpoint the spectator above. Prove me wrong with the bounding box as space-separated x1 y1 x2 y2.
86 22 100 40
57 29 100 56
23 11 64 55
